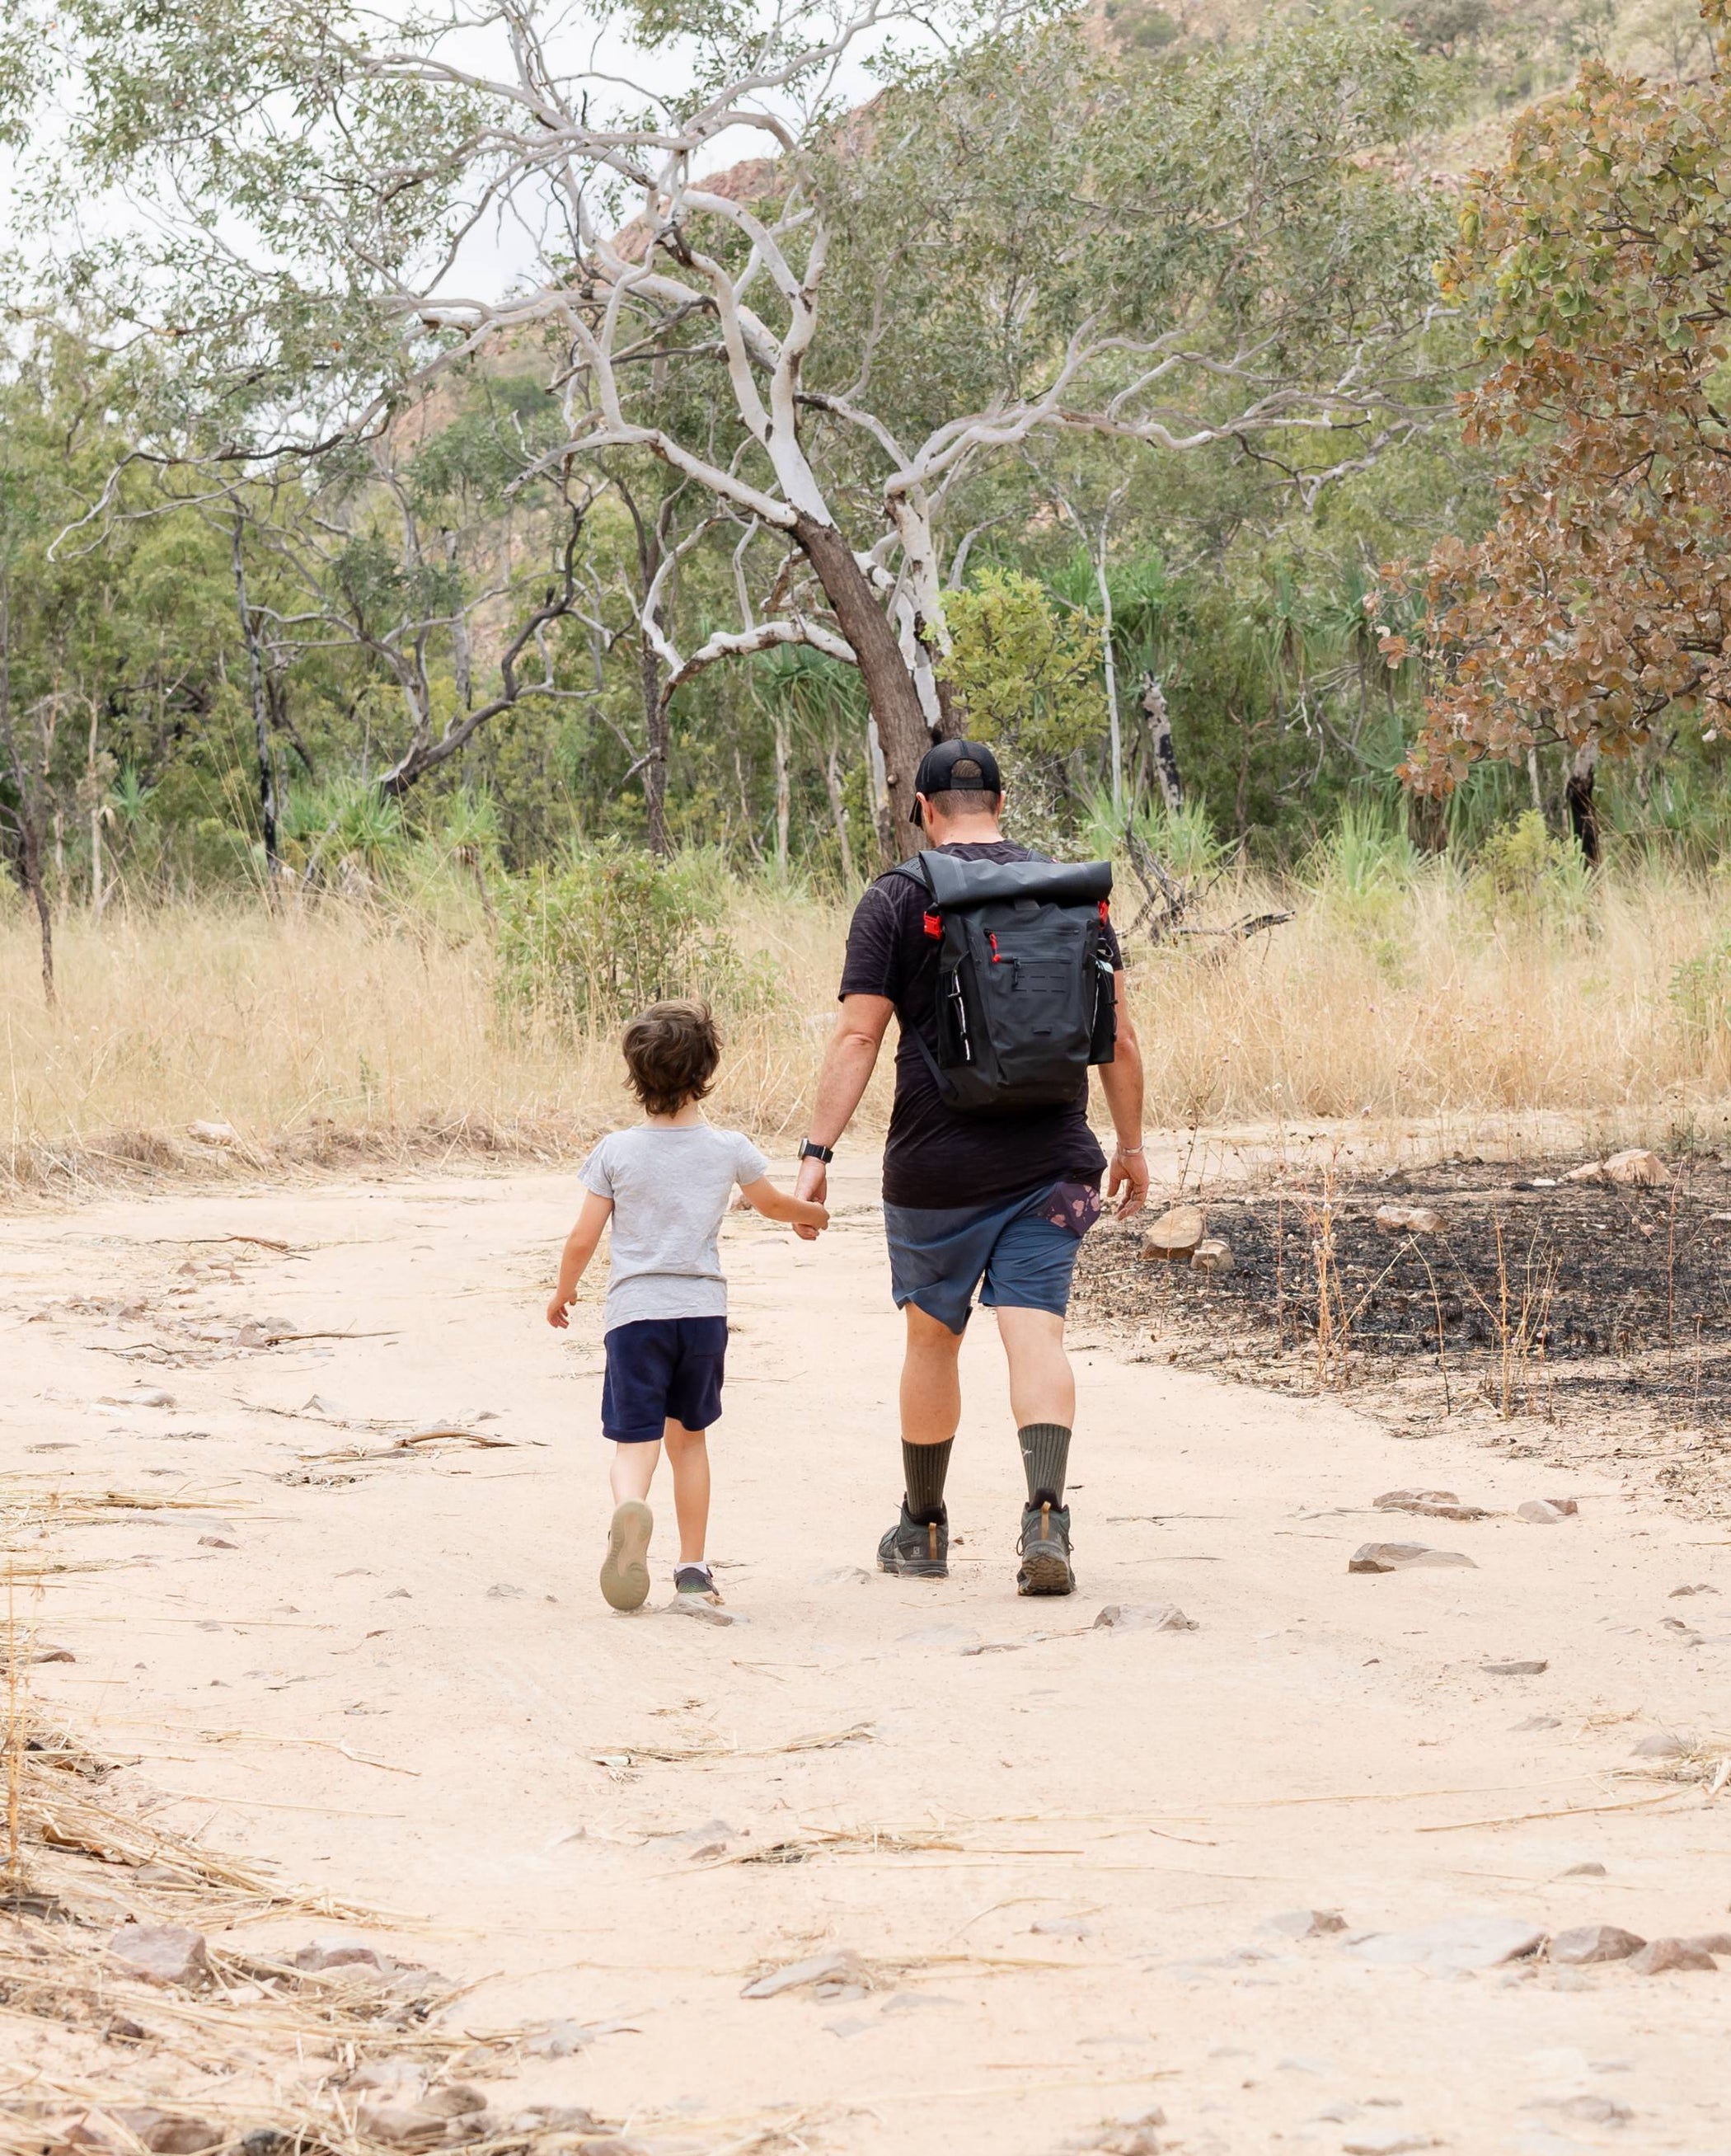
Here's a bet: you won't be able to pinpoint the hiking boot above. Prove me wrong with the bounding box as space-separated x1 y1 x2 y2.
878 1500 949 1580
1016 1500 1074 1596
599 1498 653 1611
673 1561 721 1604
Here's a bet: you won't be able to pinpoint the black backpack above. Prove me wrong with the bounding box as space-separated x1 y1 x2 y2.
891 849 1117 1114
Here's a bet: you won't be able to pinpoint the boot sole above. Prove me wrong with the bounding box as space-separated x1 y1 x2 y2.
1017 1547 1076 1596
879 1555 949 1580
600 1499 653 1611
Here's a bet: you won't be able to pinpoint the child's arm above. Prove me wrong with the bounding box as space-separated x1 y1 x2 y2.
739 1175 828 1234
546 1191 614 1327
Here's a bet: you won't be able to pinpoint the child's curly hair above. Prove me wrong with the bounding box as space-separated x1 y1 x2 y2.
622 999 721 1116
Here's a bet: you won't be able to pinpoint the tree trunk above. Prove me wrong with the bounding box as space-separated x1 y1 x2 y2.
1096 543 1123 816
232 516 279 892
1565 738 1600 866
1139 674 1183 812
773 707 790 875
641 636 669 857
23 806 54 1005
1407 787 1449 856
792 510 931 862
823 742 856 891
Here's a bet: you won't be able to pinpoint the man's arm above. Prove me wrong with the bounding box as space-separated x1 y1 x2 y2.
1097 971 1149 1219
792 993 894 1227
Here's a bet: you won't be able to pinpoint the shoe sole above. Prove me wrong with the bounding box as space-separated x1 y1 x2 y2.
879 1555 949 1580
1017 1547 1076 1596
600 1500 653 1611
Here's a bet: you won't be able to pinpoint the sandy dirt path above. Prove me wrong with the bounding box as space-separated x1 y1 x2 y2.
4 1155 1729 2155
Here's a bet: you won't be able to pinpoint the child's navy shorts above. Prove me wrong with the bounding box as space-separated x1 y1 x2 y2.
601 1316 728 1443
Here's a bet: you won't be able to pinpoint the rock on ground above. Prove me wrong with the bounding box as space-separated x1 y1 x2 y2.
106 1925 209 1989
1627 1938 1718 1974
1349 1543 1477 1574
1350 1915 1546 1971
1549 1924 1646 1965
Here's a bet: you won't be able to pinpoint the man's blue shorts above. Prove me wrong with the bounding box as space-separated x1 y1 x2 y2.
601 1316 728 1443
882 1181 1096 1336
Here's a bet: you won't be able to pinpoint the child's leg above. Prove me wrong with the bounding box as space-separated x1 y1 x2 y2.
662 1420 710 1562
610 1436 661 1505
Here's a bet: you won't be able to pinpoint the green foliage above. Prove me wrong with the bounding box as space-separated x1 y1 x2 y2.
495 843 771 1029
1469 810 1595 920
1671 927 1731 1043
1079 792 1231 881
937 572 1105 756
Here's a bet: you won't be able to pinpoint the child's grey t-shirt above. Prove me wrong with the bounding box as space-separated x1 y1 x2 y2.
579 1125 769 1331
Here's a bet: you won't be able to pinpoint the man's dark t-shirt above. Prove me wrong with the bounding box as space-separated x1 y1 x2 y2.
837 841 1123 1210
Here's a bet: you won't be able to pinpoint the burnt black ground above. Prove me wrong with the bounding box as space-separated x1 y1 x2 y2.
1072 1156 1731 1434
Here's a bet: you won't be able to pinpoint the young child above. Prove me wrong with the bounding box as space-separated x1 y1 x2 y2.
546 998 828 1610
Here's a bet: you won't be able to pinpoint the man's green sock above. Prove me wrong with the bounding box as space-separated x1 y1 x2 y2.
903 1436 953 1524
1018 1422 1071 1509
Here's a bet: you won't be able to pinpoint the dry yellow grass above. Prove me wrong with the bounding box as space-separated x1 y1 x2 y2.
3 859 1729 1194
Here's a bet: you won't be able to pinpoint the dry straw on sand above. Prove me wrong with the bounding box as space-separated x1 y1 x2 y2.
0 1484 636 2156
7 860 1731 1192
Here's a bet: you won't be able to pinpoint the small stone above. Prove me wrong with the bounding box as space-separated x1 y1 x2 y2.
1602 1148 1670 1186
485 1582 525 1599
1349 1542 1476 1573
668 1598 747 1627
1373 1489 1489 1520
1564 1160 1607 1183
524 2021 593 2059
1374 1203 1411 1233
740 1948 867 1999
507 2108 605 2135
293 1939 389 1972
1561 1862 1607 1876
1670 1582 1719 1596
110 2111 222 2154
354 2107 448 2147
1190 1237 1234 1275
1518 1500 1570 1524
808 1564 874 1585
1630 1731 1691 1758
1550 1924 1645 1965
1544 2095 1632 2125
1030 1916 1092 1940
1142 1203 1205 1263
1264 1909 1347 1940
1687 1931 1731 1953
1483 1659 1549 1675
1513 1715 1560 1731
186 1121 237 1146
197 1536 237 1549
1342 2133 1437 2155
107 1924 209 1989
1351 1915 1546 1970
344 2062 423 2094
1092 1604 1197 1632
1625 1937 1717 1974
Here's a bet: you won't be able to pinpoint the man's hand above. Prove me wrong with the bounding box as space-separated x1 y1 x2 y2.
546 1289 572 1329
791 1156 828 1241
1108 1146 1150 1219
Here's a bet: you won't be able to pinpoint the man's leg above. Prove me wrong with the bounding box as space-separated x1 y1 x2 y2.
982 1210 1087 1596
880 1303 964 1577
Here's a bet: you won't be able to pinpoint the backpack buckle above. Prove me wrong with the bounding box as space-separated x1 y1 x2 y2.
922 910 942 939
1098 899 1110 921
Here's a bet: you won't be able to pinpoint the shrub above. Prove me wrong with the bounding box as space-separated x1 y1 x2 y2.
1470 810 1593 924
1671 933 1731 1045
495 842 772 1028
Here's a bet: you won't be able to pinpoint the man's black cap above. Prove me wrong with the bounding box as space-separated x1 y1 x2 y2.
910 738 1003 825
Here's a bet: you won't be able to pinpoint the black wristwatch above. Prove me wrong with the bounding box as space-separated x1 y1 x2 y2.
799 1138 835 1163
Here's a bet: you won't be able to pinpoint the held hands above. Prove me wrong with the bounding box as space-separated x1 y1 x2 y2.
791 1156 828 1242
1109 1144 1150 1219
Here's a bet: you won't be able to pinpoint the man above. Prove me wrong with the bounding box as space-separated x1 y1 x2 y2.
793 738 1149 1595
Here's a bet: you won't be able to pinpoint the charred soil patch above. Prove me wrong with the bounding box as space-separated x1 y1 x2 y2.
1072 1157 1731 1508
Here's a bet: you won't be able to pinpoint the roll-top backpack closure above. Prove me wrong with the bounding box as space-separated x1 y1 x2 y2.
890 850 1117 1115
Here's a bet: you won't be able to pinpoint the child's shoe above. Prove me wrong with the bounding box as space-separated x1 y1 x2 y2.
673 1561 722 1604
600 1499 654 1611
